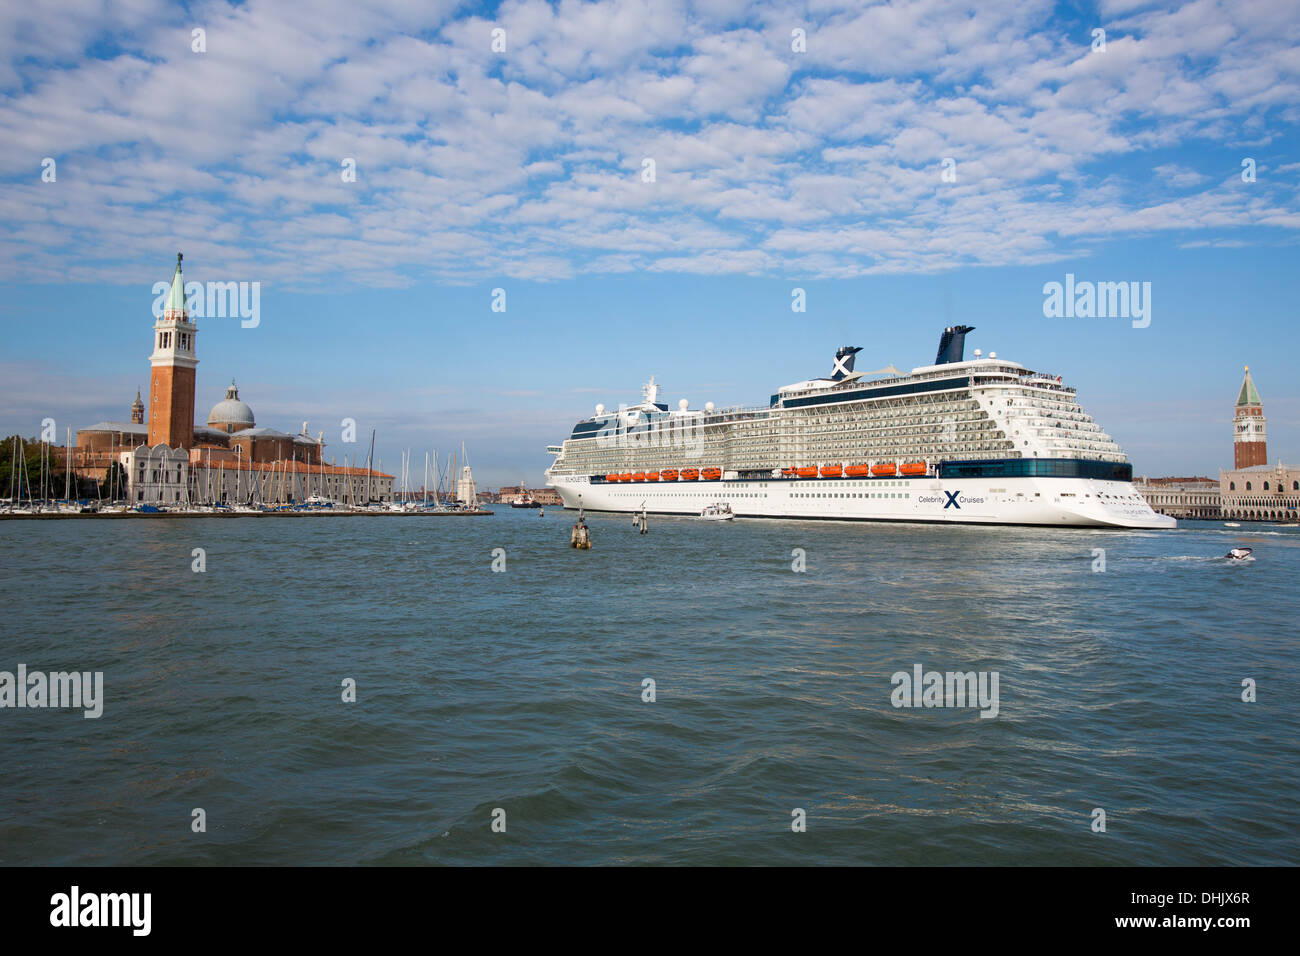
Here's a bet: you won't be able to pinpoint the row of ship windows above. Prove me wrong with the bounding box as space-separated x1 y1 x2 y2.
627 406 987 437
1010 411 1099 427
795 492 909 499
794 422 994 435
570 423 996 450
802 481 913 488
619 492 769 498
645 398 992 435
796 445 1010 456
565 442 1012 465
796 430 1003 441
797 411 981 428
798 396 980 412
798 439 1006 450
1004 398 1089 414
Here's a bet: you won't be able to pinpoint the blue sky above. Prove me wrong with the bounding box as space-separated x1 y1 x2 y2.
2 0 1298 486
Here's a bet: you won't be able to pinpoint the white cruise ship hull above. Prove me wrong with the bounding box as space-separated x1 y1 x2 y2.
549 474 1175 529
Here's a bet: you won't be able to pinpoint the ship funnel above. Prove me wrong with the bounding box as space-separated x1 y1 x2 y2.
831 345 863 380
935 325 975 365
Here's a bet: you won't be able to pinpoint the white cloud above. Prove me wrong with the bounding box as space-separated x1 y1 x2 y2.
0 0 1297 284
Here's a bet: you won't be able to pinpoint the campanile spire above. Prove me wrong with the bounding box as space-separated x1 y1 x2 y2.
1233 365 1266 469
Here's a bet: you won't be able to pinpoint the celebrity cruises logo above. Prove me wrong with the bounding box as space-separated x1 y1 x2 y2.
891 664 1000 718
0 665 103 718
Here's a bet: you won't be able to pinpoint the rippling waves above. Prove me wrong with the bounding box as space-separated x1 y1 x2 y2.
1 513 1296 865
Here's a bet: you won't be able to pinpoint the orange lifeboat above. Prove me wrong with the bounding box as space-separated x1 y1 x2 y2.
605 473 619 482
845 464 871 477
619 472 633 482
660 469 679 481
631 472 646 482
681 468 700 481
871 463 897 477
796 466 817 478
781 467 796 476
701 467 722 481
900 462 927 476
820 464 843 478
645 471 660 481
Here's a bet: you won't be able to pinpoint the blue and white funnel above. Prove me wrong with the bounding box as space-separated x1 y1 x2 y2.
831 345 862 380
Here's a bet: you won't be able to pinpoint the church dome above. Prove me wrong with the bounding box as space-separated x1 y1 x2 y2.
207 380 255 431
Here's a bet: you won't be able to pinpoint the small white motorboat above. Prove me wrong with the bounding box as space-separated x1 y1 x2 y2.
1223 522 1241 528
1225 547 1253 561
699 502 734 521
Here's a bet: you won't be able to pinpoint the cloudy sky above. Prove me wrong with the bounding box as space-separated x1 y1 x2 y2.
2 0 1298 485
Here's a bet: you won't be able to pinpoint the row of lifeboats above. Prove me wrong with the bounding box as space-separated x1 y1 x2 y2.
603 462 929 483
605 468 723 482
781 462 928 478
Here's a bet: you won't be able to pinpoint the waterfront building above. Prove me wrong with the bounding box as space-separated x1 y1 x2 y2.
119 444 392 506
1220 461 1299 521
126 445 189 505
1134 477 1221 519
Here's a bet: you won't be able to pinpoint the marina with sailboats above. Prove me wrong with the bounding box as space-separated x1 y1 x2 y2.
2 432 491 518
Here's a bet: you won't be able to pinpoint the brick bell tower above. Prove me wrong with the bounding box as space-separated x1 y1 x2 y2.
148 252 199 449
1233 365 1267 469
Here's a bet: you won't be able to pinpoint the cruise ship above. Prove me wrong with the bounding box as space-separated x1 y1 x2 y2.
544 327 1175 529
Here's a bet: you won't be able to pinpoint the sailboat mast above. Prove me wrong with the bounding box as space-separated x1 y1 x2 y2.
366 429 375 504
21 439 32 508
